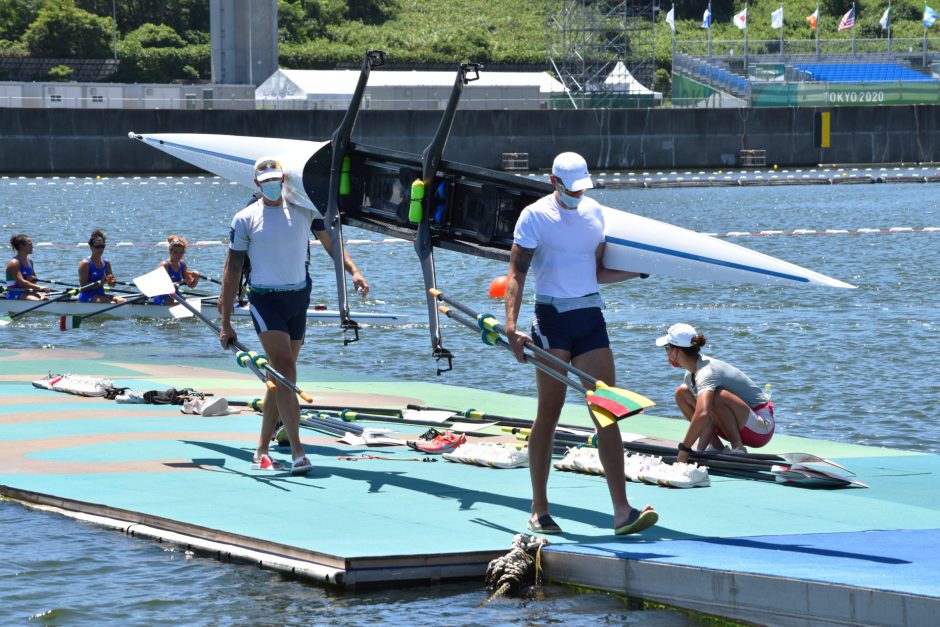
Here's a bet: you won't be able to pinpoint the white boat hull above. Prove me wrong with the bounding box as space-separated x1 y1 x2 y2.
130 132 854 289
1 299 409 326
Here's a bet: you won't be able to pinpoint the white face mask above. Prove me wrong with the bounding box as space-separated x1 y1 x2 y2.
559 189 583 209
260 180 282 202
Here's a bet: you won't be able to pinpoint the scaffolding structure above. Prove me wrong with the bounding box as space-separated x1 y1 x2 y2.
546 0 657 107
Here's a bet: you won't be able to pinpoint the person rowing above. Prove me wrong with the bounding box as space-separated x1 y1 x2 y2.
150 235 200 306
77 229 125 304
656 323 775 463
6 234 50 301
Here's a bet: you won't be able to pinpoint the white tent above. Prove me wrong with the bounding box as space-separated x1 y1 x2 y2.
603 61 662 103
255 68 568 110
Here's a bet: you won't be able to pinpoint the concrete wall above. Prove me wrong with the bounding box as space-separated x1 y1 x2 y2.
1 105 938 174
210 0 277 86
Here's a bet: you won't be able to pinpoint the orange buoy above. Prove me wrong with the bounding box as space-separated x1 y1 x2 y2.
488 275 508 298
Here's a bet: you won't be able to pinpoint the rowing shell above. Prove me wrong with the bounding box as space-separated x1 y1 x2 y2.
129 132 854 289
0 299 409 326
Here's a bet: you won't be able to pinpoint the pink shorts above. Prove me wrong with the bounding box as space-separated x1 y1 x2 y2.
717 402 775 448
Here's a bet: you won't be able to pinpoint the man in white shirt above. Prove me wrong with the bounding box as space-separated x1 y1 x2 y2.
505 152 656 535
218 157 368 475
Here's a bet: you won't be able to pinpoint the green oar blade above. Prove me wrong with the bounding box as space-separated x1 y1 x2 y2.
0 316 12 327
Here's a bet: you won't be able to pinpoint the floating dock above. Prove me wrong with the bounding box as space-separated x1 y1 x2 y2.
2 347 937 626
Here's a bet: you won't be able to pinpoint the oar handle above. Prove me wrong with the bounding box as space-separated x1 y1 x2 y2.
172 290 311 401
430 288 600 387
438 305 588 395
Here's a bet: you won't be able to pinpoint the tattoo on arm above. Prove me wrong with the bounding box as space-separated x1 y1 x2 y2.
512 247 534 275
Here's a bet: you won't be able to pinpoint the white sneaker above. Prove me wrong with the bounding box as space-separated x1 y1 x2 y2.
115 392 145 404
200 397 229 417
729 446 748 455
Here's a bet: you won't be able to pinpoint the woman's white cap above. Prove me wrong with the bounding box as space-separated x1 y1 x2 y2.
655 323 698 347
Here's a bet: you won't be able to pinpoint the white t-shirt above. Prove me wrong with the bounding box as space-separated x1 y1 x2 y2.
513 194 604 298
230 198 321 289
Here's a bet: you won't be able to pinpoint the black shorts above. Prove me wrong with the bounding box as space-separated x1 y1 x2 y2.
248 286 311 341
531 304 610 358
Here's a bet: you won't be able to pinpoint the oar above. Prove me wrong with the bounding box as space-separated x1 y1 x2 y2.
0 281 102 327
133 268 312 401
58 293 150 330
196 274 223 286
433 293 654 427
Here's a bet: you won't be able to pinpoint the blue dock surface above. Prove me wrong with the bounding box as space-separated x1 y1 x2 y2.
1 347 937 626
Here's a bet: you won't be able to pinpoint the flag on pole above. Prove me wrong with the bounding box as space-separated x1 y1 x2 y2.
880 5 892 29
772 6 784 29
666 5 675 33
806 6 819 29
838 6 856 30
702 5 712 28
733 7 748 29
925 4 938 26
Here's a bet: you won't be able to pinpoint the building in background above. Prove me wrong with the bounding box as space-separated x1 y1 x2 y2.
210 0 277 86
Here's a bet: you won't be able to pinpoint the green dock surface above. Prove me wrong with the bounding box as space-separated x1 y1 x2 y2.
2 347 937 626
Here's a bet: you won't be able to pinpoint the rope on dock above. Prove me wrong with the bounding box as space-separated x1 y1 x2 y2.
481 533 550 605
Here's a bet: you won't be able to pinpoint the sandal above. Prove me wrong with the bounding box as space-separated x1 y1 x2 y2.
250 454 284 471
615 506 658 535
527 513 563 535
291 455 313 476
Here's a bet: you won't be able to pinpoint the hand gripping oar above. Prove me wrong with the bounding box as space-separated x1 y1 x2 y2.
133 268 313 401
0 280 102 327
438 303 652 428
58 292 150 330
431 289 654 427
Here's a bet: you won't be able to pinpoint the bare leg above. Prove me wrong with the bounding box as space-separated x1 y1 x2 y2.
676 384 721 449
573 347 635 529
256 330 305 460
712 388 751 450
529 348 570 522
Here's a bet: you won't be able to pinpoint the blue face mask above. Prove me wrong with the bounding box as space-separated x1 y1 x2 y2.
260 180 282 202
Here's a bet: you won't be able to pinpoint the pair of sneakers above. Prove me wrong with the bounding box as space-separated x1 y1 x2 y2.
251 454 312 475
406 428 467 454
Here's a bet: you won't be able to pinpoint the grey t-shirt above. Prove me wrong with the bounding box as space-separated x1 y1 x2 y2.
684 354 767 408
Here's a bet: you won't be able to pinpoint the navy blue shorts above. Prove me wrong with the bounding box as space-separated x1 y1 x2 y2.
248 286 311 341
531 304 610 358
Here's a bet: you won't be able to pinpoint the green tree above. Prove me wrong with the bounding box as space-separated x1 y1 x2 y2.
23 0 112 58
124 22 185 48
347 0 397 24
47 63 73 80
0 0 46 41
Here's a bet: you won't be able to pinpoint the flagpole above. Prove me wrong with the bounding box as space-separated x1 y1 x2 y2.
924 4 928 67
851 3 856 55
671 4 676 58
708 1 712 57
888 1 892 52
744 3 749 69
779 5 784 54
816 4 820 58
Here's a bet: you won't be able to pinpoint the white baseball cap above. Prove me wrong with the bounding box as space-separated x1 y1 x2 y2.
254 156 284 182
655 323 698 347
551 152 594 192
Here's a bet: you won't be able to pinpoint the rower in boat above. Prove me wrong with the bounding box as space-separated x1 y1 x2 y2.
77 229 126 304
6 234 50 301
150 235 201 305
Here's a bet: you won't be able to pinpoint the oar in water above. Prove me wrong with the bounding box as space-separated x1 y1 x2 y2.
432 292 654 427
58 292 150 330
0 280 102 327
133 268 312 401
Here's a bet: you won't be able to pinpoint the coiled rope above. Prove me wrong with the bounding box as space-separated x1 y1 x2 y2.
481 534 549 605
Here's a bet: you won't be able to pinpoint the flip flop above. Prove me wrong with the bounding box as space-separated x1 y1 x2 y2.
291 455 313 476
250 454 285 471
615 506 658 535
527 514 563 535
